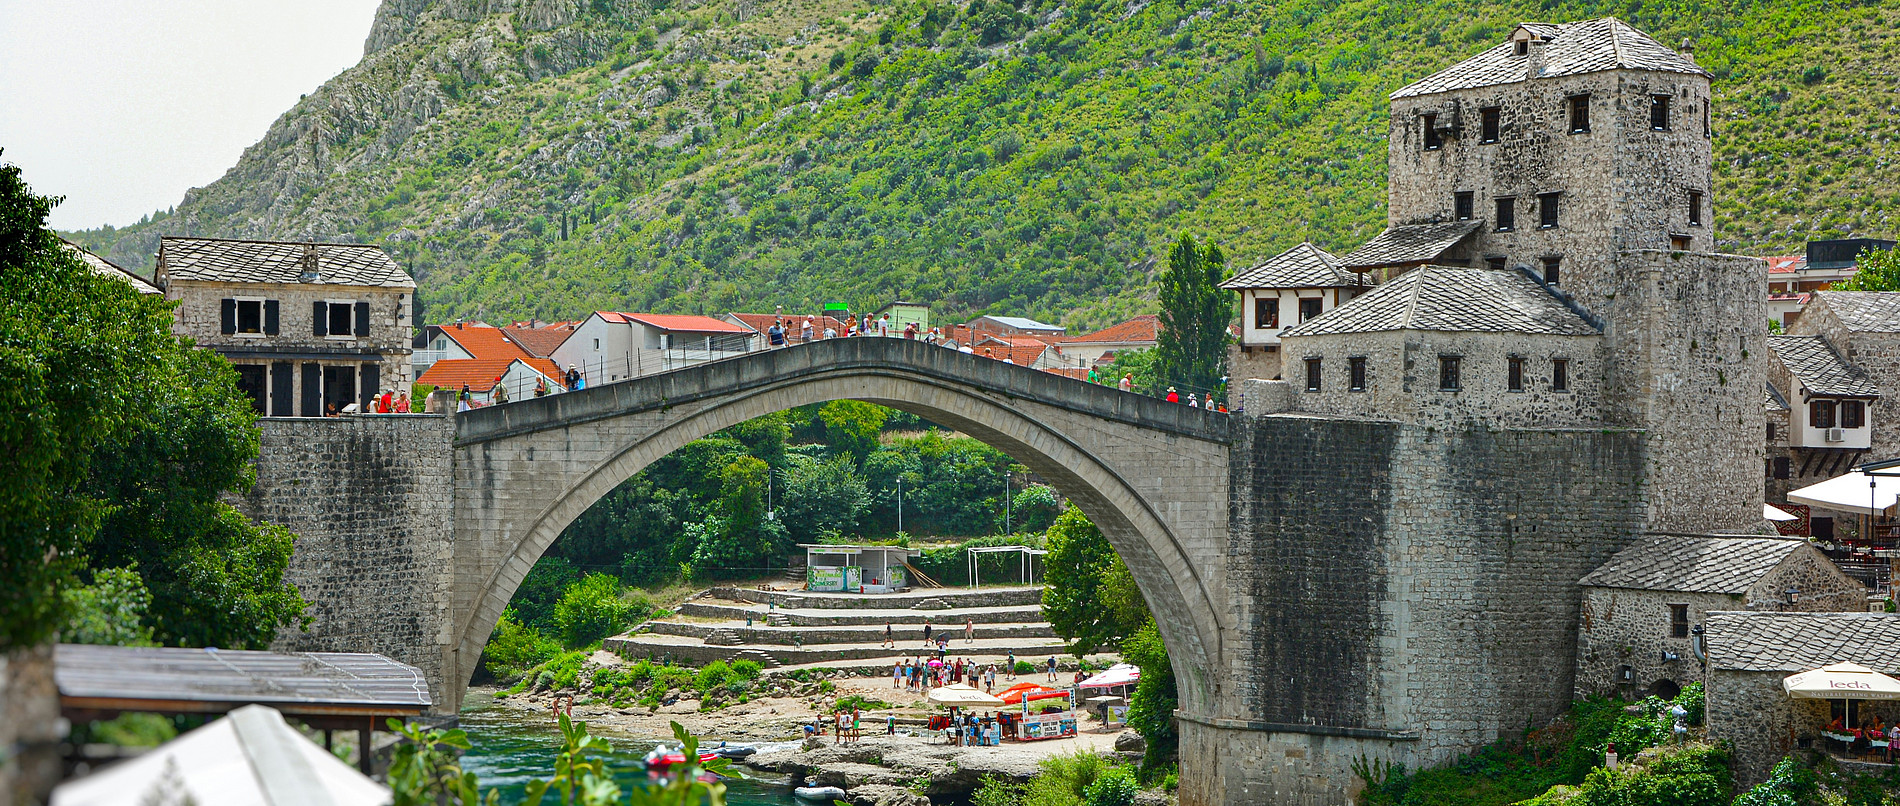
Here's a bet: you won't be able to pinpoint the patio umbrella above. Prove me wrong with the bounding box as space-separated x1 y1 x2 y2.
927 683 1005 707
1000 684 1070 705
1079 663 1140 689
1763 503 1799 522
1784 662 1900 700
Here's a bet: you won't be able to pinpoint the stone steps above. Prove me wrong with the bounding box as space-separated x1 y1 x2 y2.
728 648 782 668
604 632 1068 667
676 601 1045 626
708 586 1043 611
645 620 1055 645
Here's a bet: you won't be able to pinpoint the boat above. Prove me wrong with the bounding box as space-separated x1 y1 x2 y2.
712 743 758 759
793 785 848 801
642 745 721 768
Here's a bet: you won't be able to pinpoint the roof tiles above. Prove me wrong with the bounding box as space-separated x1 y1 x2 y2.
1339 221 1482 270
1063 315 1160 345
1705 612 1900 673
1812 292 1900 334
1768 335 1880 397
1223 243 1360 290
600 312 750 333
1392 18 1708 100
1578 534 1809 594
157 236 414 288
1279 266 1598 338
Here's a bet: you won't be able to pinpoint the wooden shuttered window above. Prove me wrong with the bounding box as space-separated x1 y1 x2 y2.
301 362 322 417
270 361 293 417
313 301 328 336
221 298 237 334
355 301 370 339
360 363 380 411
264 300 280 335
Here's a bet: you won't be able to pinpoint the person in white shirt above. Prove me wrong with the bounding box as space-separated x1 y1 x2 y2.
1118 374 1133 392
801 317 814 343
877 315 891 337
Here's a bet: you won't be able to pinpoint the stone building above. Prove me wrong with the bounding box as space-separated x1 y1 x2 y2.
1766 239 1896 329
64 238 160 295
155 237 416 416
1221 242 1369 381
1573 534 1864 700
1704 611 1900 786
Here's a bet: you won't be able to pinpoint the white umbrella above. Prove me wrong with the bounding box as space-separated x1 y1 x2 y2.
1788 470 1900 517
1763 503 1799 522
1784 662 1900 700
52 704 391 806
1079 663 1141 689
927 683 1005 707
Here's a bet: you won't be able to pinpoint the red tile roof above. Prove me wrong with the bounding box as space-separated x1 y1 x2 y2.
975 342 1049 366
1765 256 1806 274
501 323 577 358
416 358 526 393
438 322 538 363
598 312 750 333
1063 315 1160 345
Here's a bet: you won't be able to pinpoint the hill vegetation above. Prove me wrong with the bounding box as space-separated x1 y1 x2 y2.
64 0 1900 330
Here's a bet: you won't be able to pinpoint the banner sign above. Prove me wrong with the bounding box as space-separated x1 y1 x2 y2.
844 566 862 591
888 566 907 589
1019 712 1077 740
808 566 844 591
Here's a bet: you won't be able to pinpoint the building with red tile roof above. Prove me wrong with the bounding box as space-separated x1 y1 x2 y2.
502 322 579 358
549 311 758 384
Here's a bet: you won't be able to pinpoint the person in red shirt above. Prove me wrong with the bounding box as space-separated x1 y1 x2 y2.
1165 387 1179 403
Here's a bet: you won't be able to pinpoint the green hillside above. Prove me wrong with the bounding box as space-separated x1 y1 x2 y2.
64 0 1900 330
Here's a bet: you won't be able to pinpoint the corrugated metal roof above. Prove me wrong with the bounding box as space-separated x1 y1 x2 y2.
56 644 429 711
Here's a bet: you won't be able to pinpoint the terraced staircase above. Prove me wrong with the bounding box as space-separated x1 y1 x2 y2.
604 585 1068 668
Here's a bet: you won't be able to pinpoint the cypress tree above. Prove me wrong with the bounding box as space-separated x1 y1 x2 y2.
1153 233 1230 398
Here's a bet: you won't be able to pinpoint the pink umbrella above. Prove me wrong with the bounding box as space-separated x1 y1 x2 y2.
927 659 944 667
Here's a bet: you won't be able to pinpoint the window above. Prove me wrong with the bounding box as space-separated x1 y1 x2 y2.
1542 256 1561 285
1772 456 1791 479
1670 234 1692 251
1480 107 1501 143
1810 400 1836 429
1486 256 1508 271
1669 604 1690 639
1454 191 1475 221
1305 358 1323 392
1495 197 1516 231
1507 356 1525 391
1256 298 1280 329
1298 298 1324 322
1438 355 1461 391
1568 94 1591 133
328 303 354 337
1422 113 1442 149
1687 191 1703 226
1538 192 1561 229
1650 94 1671 130
1767 422 1777 441
1842 400 1865 429
1552 358 1570 392
593 338 601 349
1514 39 1529 57
220 298 277 336
1349 357 1367 391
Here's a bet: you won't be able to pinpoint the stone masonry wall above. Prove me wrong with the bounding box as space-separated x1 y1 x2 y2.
168 280 414 406
1707 669 1831 787
1207 414 1645 804
240 414 458 712
1575 588 1738 698
1285 330 1606 428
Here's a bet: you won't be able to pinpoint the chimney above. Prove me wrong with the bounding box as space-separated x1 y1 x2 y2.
1525 36 1547 81
1679 37 1696 54
299 242 322 283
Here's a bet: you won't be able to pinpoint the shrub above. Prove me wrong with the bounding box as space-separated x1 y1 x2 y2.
1083 768 1138 806
971 775 1023 806
485 611 564 679
830 695 891 714
1023 751 1114 806
1732 756 1817 806
1015 661 1037 675
551 573 640 648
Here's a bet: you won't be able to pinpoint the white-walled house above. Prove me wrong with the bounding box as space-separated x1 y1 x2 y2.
1221 242 1371 381
1768 334 1878 450
549 312 756 384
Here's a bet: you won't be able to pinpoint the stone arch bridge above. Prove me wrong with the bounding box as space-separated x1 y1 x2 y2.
248 335 1651 804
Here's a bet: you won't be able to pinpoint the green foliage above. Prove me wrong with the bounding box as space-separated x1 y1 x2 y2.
778 454 871 542
972 775 1025 806
1022 751 1124 806
387 719 495 806
1083 768 1139 806
1006 484 1063 534
1042 506 1146 653
1120 623 1178 774
829 694 891 714
1732 757 1818 806
1 155 304 650
1836 247 1900 292
61 566 156 646
1103 349 1159 396
1563 743 1731 806
818 401 889 464
552 573 645 648
485 611 566 679
1153 234 1229 398
389 716 731 806
81 713 177 748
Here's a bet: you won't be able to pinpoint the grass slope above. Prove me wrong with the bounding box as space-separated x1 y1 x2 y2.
65 0 1900 330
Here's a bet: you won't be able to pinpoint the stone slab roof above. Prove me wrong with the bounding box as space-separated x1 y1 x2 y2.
1579 534 1808 594
1705 612 1900 673
157 236 414 288
1392 17 1708 100
1222 242 1360 290
1339 221 1482 270
1768 335 1880 397
1813 292 1900 333
62 238 160 295
1279 266 1599 338
1765 383 1790 413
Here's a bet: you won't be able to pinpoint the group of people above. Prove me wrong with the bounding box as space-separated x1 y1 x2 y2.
801 708 870 744
892 656 1007 693
1827 712 1900 761
453 365 590 412
937 711 1002 747
1163 386 1228 412
323 388 412 417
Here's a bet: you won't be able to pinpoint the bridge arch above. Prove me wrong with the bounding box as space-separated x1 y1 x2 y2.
447 338 1232 719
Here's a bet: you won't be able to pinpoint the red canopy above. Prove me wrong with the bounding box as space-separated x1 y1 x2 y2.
999 683 1069 705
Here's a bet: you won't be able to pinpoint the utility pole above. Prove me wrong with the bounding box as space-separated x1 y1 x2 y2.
896 476 904 537
1004 466 1011 535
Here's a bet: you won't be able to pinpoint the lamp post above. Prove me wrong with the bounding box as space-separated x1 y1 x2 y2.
1857 458 1900 596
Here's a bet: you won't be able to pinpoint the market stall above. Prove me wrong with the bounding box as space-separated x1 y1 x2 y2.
925 684 1006 746
1786 662 1900 762
799 544 919 593
999 682 1077 741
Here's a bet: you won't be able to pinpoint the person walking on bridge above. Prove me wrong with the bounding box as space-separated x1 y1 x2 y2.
1165 386 1179 403
801 317 814 343
768 320 786 348
1119 373 1133 392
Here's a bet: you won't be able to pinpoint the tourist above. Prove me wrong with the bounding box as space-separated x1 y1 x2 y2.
824 323 837 338
534 376 548 397
565 366 580 389
1086 367 1100 385
922 623 933 646
802 317 814 343
768 320 786 348
1007 651 1016 679
395 391 411 413
983 347 995 360
493 379 510 405
1188 392 1199 408
1046 656 1058 682
904 322 918 339
959 343 974 354
379 388 394 412
893 660 903 689
803 718 819 741
852 709 862 743
1119 373 1133 392
457 385 472 412
885 622 894 648
1165 386 1179 403
965 618 975 644
984 665 996 693
888 714 897 736
878 315 891 337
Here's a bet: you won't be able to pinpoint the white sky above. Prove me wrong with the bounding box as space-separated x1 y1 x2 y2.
0 0 384 230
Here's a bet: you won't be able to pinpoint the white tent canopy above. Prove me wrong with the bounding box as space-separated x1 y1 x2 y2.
926 683 1006 707
1079 663 1141 689
1764 503 1799 522
1788 469 1900 517
1783 662 1900 701
51 704 390 806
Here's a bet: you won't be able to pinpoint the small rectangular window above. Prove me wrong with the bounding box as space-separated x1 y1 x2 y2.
1810 400 1836 429
1299 298 1324 322
1773 456 1790 479
1495 197 1516 231
1480 107 1501 143
1552 358 1570 391
1687 191 1703 226
1422 113 1442 150
1841 400 1865 429
236 300 263 334
593 338 601 349
1439 355 1461 391
1538 192 1560 229
1650 94 1671 130
1454 191 1475 221
1507 357 1525 392
1542 257 1561 285
328 302 354 337
1670 234 1692 251
1669 604 1690 639
1514 39 1529 57
1256 298 1279 329
1305 358 1323 392
1349 357 1367 391
1568 94 1590 133
1486 256 1507 271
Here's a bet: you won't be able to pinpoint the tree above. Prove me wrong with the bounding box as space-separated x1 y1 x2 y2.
1836 246 1900 291
1121 622 1179 773
817 400 888 464
778 454 871 542
1153 233 1230 398
1040 505 1146 652
551 573 641 648
61 567 156 647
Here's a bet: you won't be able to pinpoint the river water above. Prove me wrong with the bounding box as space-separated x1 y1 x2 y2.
458 692 800 805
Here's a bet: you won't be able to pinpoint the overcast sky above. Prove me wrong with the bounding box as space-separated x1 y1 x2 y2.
0 0 384 230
